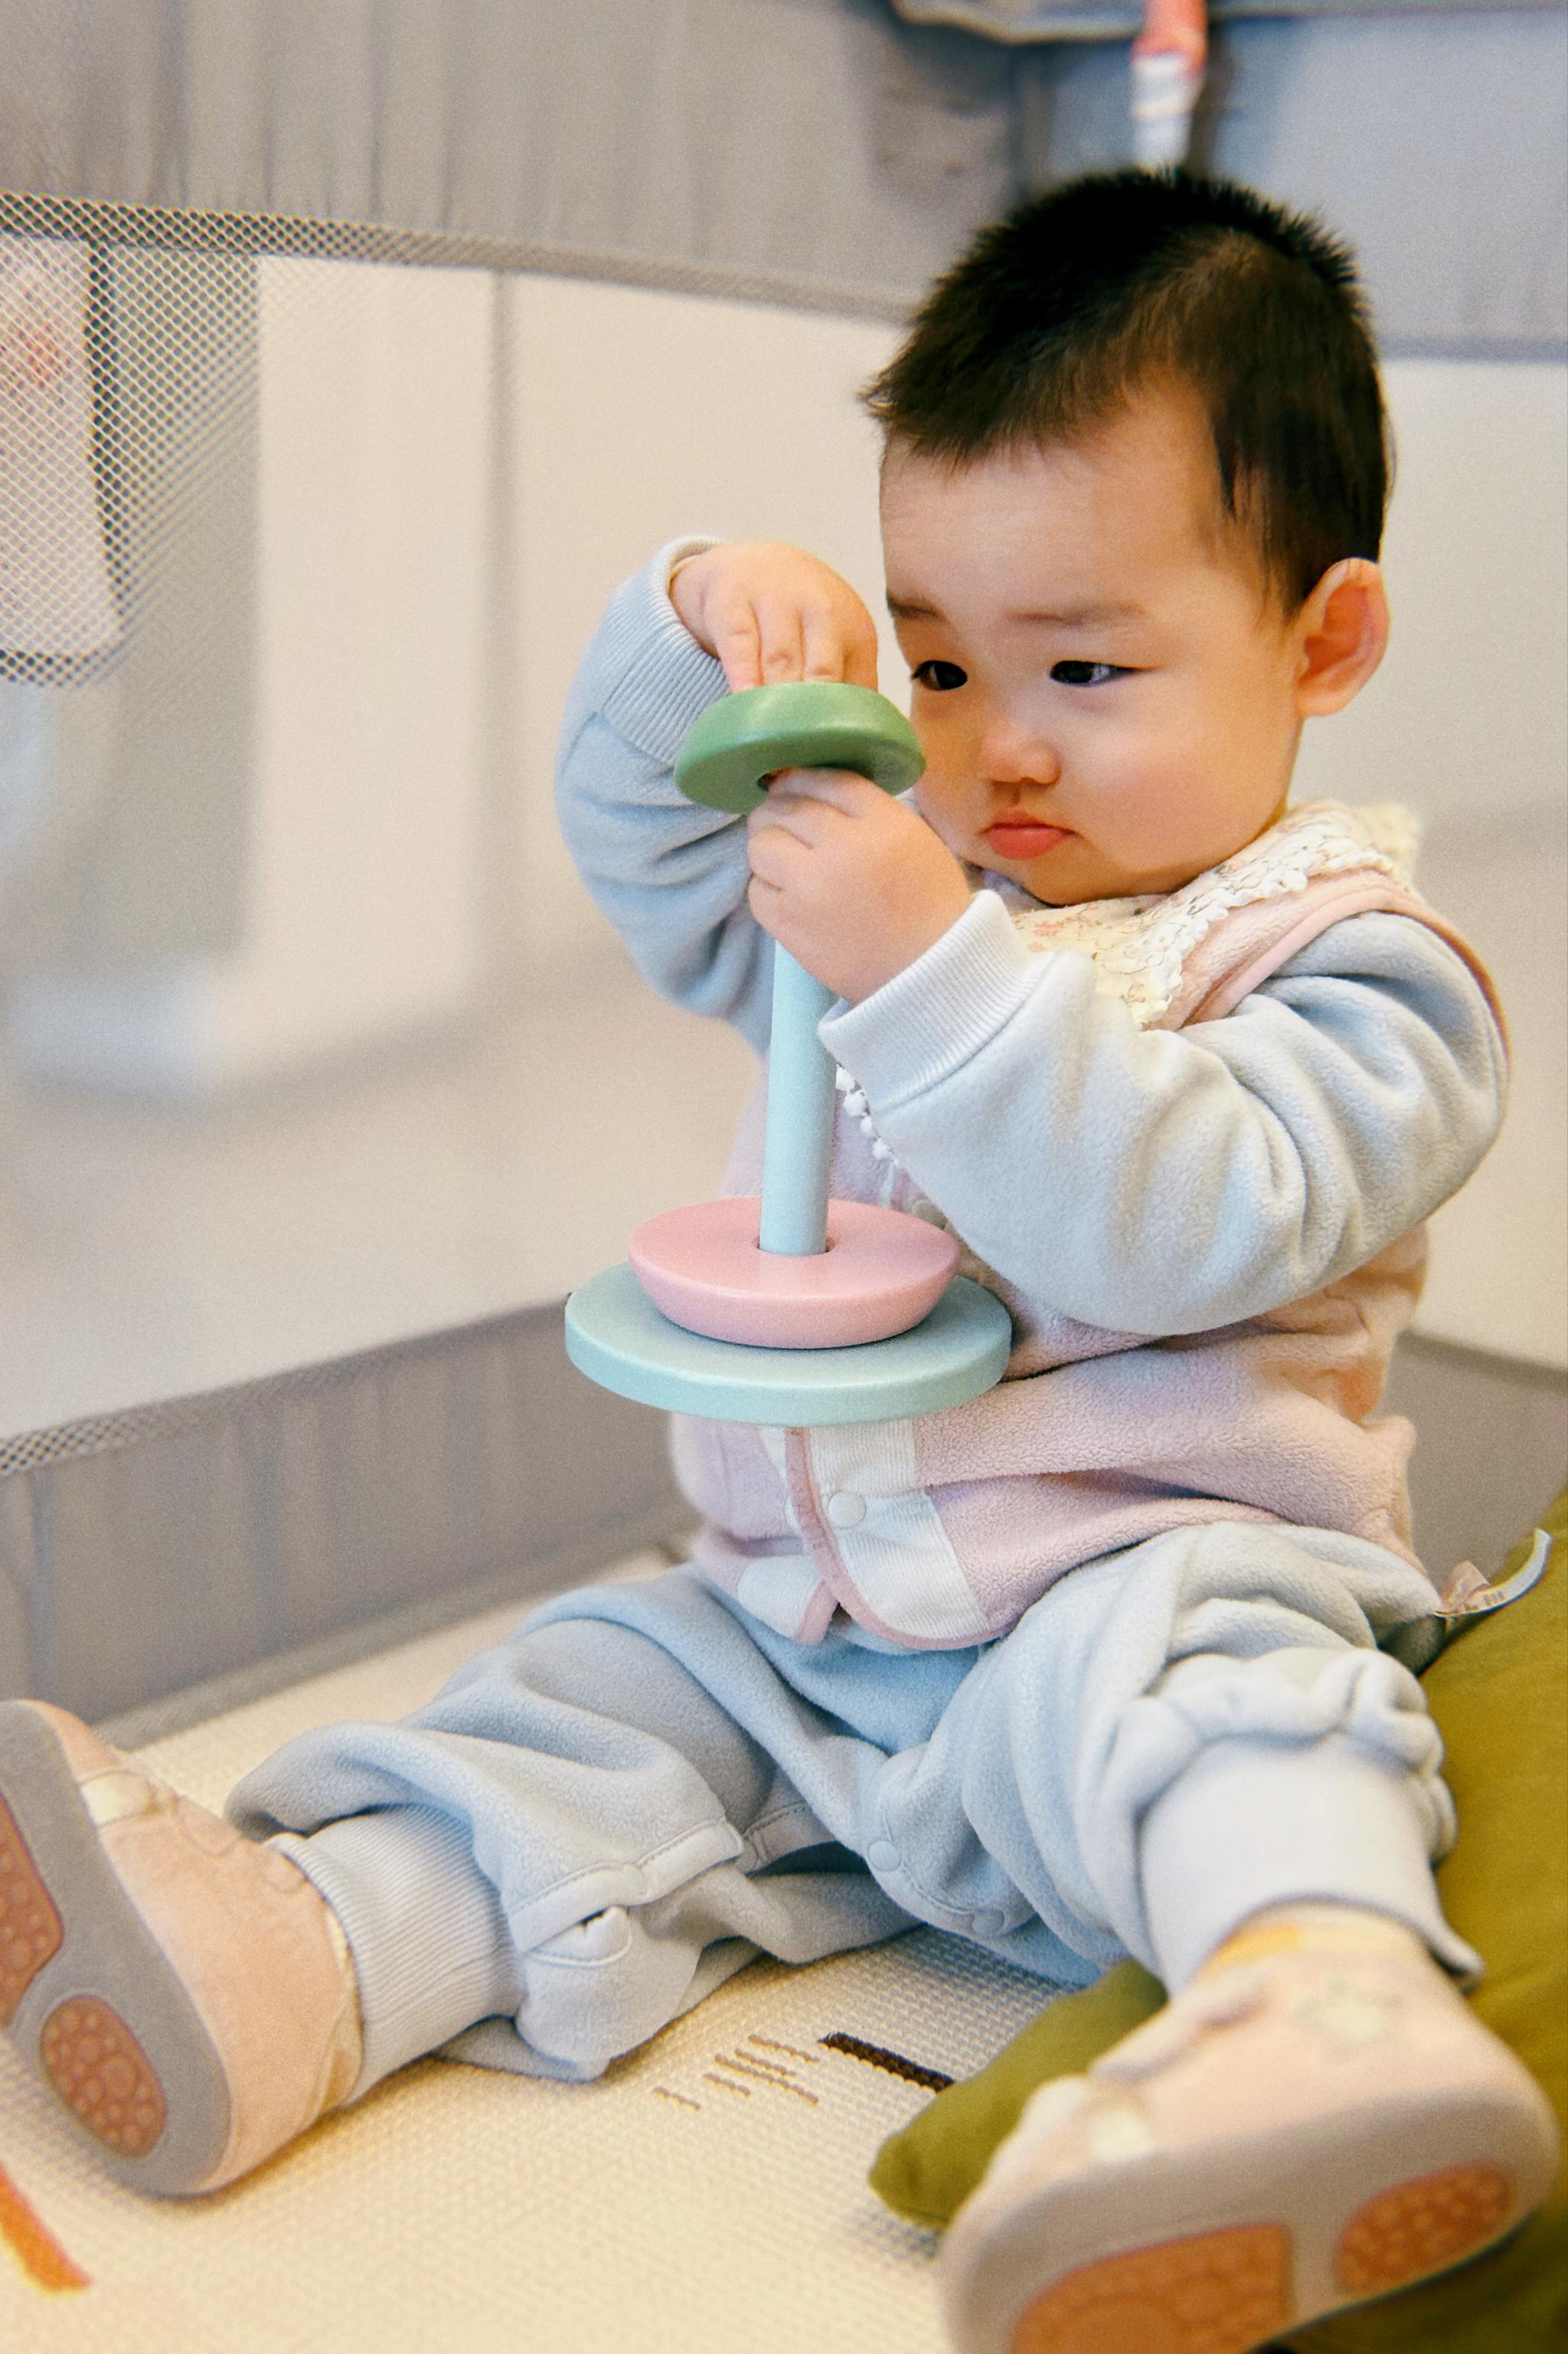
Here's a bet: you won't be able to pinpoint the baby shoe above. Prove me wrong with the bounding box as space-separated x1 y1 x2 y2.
940 1908 1560 2354
0 1699 361 2195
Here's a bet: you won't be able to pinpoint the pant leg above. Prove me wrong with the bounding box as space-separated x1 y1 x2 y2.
227 1569 946 2091
872 1519 1475 1994
228 1525 1466 2094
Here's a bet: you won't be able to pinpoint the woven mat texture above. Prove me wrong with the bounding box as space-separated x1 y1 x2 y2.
0 1568 1047 2351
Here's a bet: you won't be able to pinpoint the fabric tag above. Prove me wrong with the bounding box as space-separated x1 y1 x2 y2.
1439 1528 1552 1623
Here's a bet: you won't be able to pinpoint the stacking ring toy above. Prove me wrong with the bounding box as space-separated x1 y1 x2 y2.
674 680 925 813
565 680 1011 1426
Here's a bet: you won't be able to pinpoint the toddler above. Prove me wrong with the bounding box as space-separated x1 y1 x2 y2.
0 172 1557 2353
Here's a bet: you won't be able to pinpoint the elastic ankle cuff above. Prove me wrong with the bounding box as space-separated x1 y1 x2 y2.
277 1807 518 2097
1138 1734 1481 1990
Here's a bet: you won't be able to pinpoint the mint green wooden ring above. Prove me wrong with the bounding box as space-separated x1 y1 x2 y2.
565 1264 1012 1426
674 682 923 814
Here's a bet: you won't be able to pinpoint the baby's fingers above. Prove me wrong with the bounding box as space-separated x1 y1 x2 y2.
675 545 877 691
754 598 808 686
710 594 806 691
757 770 878 820
715 594 870 691
802 601 878 689
707 597 766 692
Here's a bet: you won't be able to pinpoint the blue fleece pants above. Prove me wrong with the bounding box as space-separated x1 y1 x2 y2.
227 1522 1472 2099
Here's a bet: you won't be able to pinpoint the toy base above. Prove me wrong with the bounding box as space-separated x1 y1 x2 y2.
629 1196 959 1348
564 1263 1013 1427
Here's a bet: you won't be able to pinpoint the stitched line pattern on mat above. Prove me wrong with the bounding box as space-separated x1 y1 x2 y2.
746 2034 821 2066
711 2053 819 2104
653 2029 828 2114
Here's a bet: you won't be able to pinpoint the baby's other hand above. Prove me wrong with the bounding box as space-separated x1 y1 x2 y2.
669 543 879 691
746 772 972 1003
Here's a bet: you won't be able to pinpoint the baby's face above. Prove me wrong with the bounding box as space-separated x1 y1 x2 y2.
880 390 1308 905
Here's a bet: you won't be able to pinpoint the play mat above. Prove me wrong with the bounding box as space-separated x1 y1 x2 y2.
0 1559 1054 2353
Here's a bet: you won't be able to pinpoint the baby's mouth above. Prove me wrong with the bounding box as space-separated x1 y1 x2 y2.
982 815 1073 859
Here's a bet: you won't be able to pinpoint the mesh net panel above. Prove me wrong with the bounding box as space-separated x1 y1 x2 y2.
0 198 287 698
0 185 893 976
0 197 273 962
0 191 514 976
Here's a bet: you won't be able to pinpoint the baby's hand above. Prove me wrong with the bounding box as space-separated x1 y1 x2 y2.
673 543 967 998
746 771 972 1003
669 543 879 691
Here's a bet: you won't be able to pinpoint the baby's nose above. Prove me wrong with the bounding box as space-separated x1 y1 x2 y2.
978 727 1061 789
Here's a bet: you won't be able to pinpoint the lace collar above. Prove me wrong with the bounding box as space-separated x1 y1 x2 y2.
987 799 1420 1029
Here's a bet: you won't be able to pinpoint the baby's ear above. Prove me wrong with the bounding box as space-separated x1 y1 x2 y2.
1292 557 1389 716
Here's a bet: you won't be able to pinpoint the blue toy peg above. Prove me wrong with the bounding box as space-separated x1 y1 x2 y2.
565 679 1011 1423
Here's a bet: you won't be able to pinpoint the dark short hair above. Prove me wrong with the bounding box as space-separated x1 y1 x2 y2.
864 169 1390 608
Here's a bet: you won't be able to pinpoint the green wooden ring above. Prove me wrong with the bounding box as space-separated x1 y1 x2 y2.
674 681 924 814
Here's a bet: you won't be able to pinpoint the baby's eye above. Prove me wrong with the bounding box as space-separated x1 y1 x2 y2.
1050 660 1129 687
911 659 967 692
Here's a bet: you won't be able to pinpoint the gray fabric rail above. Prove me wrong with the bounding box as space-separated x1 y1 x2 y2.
0 0 1563 350
0 1304 694 1725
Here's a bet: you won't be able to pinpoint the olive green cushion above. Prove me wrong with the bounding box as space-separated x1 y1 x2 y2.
870 1495 1568 2350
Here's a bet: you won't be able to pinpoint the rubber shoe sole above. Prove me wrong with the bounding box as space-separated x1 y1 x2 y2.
1011 2223 1289 2353
942 2091 1553 2354
1002 2166 1511 2353
0 1703 230 2193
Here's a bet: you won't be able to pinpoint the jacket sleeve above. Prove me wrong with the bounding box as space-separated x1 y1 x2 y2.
554 538 775 1054
818 891 1508 1336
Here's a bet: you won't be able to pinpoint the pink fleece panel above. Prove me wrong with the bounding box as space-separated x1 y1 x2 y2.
668 1414 795 1542
934 1489 1290 1638
1166 878 1510 1049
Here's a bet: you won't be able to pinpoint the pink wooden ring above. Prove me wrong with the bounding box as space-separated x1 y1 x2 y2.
629 1196 959 1349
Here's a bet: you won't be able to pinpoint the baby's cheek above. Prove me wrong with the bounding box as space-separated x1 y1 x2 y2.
1116 744 1213 842
1133 760 1272 878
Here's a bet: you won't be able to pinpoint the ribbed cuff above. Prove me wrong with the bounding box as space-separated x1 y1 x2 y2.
1138 1734 1481 1990
819 888 1040 1106
598 536 728 769
278 1809 519 2098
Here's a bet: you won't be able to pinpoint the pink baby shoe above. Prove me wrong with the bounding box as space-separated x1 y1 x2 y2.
940 1911 1560 2354
0 1700 361 2195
